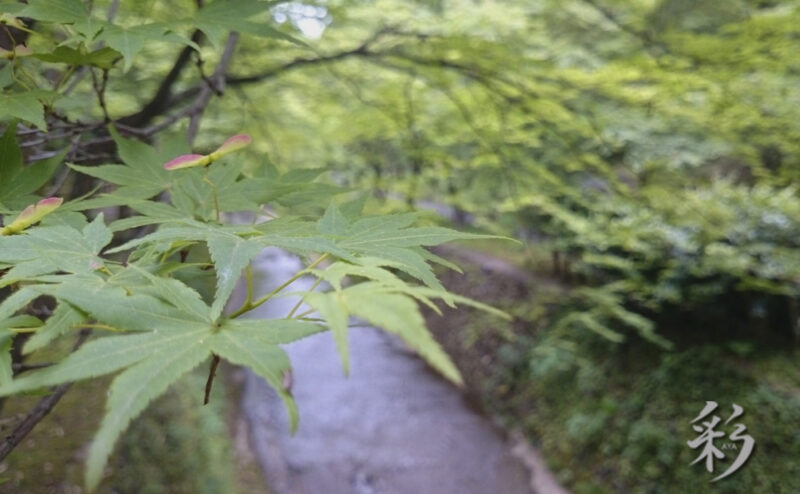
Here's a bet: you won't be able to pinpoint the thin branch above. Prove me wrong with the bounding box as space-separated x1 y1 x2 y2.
576 0 675 60
229 253 329 319
12 362 54 373
224 29 392 87
106 0 121 22
90 68 110 122
117 30 204 128
287 276 322 319
0 330 90 461
61 0 123 96
187 31 240 144
203 354 221 405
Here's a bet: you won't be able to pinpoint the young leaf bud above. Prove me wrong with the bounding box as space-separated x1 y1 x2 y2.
1 197 63 235
208 134 252 161
163 154 210 170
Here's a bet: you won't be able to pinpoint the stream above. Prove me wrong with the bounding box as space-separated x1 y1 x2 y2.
236 247 567 494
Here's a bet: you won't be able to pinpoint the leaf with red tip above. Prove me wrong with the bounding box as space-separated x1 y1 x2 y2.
1 196 63 235
208 134 251 161
163 154 208 171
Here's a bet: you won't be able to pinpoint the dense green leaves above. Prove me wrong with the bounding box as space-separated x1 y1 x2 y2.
0 180 494 492
0 215 111 287
69 128 181 206
0 2 513 491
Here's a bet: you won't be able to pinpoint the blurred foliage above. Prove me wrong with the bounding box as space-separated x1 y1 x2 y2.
113 371 240 494
225 0 800 349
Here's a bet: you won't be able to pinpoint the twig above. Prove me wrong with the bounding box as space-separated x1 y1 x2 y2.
203 354 220 405
90 68 111 122
224 31 387 86
117 30 204 128
287 276 322 318
12 362 54 373
229 253 329 319
187 31 240 144
0 330 91 461
61 0 122 96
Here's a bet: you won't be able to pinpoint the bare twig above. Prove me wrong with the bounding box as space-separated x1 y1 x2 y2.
225 30 387 87
90 68 111 122
12 362 54 373
203 354 221 405
61 0 122 96
0 330 91 461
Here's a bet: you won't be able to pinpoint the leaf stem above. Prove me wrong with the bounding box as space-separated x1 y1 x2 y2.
74 322 123 332
229 253 329 319
287 276 322 318
291 308 316 320
6 327 40 333
202 168 221 222
243 265 253 308
203 354 221 405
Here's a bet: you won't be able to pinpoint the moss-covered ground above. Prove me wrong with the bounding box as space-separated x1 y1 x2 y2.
424 248 800 494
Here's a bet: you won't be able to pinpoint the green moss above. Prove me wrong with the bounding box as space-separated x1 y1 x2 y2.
427 260 800 494
496 341 800 494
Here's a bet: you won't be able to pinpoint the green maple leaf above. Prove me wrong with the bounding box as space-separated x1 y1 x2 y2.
70 127 186 208
0 214 112 287
0 315 42 385
0 272 324 491
0 287 39 322
108 219 352 317
33 46 122 70
23 302 86 355
106 200 188 232
98 23 179 72
207 235 264 320
18 0 88 23
194 0 303 47
306 269 508 377
18 0 102 36
169 163 345 218
316 203 504 291
0 92 49 131
308 284 462 384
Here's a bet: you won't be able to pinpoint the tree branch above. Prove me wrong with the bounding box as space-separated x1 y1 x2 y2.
227 44 373 86
0 330 90 461
187 31 240 143
117 30 204 128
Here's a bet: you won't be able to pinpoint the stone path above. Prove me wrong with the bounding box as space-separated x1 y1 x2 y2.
238 248 567 494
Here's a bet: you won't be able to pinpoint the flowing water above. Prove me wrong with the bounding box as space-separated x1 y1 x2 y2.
237 247 567 494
